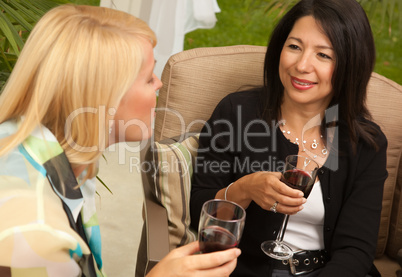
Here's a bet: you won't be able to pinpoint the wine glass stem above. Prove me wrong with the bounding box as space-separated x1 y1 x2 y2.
277 214 290 242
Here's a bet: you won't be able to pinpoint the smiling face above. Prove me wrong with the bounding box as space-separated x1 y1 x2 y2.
279 16 335 111
112 40 162 143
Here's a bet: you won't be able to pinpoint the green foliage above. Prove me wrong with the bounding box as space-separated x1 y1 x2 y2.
184 0 402 85
359 0 402 35
0 0 99 90
0 0 70 89
246 0 402 34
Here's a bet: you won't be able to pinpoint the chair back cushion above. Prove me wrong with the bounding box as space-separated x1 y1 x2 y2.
155 45 266 141
366 73 402 258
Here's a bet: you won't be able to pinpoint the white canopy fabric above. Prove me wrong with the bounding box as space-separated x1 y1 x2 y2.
100 0 220 79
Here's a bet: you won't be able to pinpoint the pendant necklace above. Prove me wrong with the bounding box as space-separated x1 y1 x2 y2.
280 121 328 159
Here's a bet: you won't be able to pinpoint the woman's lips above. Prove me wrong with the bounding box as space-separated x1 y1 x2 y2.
291 76 317 90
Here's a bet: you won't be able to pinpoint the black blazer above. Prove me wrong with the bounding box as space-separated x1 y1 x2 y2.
190 90 388 277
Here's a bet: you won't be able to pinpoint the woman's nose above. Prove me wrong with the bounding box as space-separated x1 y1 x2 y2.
296 53 313 73
154 74 163 91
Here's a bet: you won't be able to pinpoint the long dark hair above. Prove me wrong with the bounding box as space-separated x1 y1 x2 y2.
261 0 378 149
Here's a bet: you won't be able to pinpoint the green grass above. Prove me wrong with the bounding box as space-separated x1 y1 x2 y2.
184 0 402 85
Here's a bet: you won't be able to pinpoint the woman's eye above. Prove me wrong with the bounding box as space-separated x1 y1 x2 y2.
318 53 332 60
148 78 155 84
288 44 300 50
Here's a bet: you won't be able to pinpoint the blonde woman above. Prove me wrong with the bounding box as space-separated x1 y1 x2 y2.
0 5 239 277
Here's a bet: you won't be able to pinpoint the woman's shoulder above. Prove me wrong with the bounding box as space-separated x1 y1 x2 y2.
224 87 261 102
215 88 262 111
336 117 387 156
0 119 19 139
347 117 388 154
208 88 263 122
359 117 387 144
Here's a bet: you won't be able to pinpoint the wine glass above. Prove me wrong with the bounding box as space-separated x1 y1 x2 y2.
261 155 319 260
198 199 246 253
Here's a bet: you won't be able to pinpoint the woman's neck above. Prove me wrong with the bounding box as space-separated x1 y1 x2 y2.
280 102 326 134
279 101 329 166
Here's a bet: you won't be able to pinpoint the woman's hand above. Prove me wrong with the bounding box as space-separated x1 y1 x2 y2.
146 241 241 277
219 171 306 215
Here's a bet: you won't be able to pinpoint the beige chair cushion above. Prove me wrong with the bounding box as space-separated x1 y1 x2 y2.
388 170 402 258
367 73 402 258
152 134 200 250
155 45 266 141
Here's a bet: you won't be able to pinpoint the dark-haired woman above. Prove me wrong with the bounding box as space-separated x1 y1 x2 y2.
190 0 387 276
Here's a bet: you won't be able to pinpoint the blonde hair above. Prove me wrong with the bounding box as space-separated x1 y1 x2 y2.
0 5 156 180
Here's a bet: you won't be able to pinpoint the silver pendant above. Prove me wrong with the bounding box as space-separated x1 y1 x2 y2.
312 139 318 149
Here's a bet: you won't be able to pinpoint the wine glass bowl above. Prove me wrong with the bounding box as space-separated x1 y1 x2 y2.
261 155 319 260
281 156 318 198
198 199 246 253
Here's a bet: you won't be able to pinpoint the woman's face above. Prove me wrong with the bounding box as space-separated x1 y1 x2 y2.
112 40 162 143
279 16 335 111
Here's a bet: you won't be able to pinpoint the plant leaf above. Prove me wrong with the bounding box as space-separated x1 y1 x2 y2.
0 46 13 71
7 0 42 23
96 175 113 195
0 11 24 54
0 1 33 31
26 0 70 12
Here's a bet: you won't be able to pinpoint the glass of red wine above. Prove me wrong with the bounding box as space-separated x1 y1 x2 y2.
198 199 246 253
261 155 319 260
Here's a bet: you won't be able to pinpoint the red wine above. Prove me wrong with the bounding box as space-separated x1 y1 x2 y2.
199 226 237 253
281 169 314 198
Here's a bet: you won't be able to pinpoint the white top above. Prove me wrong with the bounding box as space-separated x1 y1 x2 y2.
283 180 325 251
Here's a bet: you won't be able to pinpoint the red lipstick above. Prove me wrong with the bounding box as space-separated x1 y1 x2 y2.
291 76 317 90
